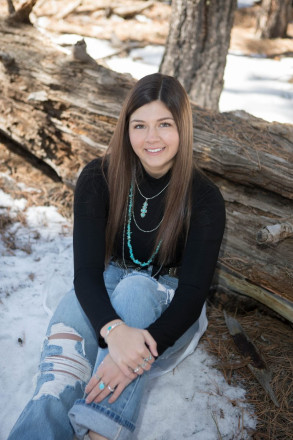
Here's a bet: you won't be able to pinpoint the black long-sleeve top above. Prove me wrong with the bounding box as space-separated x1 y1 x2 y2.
73 158 225 355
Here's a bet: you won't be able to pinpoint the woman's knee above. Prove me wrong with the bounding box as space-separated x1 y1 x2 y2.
110 273 165 328
48 289 98 361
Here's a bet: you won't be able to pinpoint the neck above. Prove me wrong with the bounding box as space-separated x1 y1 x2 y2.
141 164 172 179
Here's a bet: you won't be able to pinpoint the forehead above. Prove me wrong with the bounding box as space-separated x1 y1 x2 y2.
130 100 173 120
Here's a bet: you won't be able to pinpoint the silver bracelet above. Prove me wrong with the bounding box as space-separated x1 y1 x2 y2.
104 321 125 343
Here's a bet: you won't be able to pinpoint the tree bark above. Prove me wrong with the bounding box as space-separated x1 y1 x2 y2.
0 20 292 322
256 0 292 39
159 0 237 111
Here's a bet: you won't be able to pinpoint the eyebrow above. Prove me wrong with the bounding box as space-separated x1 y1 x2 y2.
130 117 174 123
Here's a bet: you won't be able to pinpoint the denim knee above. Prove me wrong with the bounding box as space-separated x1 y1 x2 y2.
110 273 169 328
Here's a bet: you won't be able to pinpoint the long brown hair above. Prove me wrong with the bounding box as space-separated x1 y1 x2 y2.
103 73 194 266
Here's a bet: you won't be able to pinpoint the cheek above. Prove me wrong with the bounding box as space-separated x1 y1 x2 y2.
129 131 144 149
164 132 179 149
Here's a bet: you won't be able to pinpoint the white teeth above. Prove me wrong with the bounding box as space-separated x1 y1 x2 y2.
146 148 163 153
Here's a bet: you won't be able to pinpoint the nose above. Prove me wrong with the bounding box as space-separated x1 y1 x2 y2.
145 125 160 144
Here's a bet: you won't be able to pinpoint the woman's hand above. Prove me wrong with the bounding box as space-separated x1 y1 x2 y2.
106 324 158 378
85 354 132 404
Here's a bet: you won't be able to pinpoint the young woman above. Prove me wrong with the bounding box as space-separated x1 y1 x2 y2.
8 73 225 440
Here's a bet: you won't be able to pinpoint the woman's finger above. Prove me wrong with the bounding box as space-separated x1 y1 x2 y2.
108 383 124 403
85 373 101 395
108 377 132 404
86 377 113 403
120 362 138 379
143 330 158 358
132 352 154 374
94 382 117 403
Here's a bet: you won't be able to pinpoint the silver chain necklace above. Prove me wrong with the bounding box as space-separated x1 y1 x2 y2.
135 178 169 218
132 207 164 233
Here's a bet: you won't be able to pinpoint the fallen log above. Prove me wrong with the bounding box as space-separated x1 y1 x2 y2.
0 20 292 321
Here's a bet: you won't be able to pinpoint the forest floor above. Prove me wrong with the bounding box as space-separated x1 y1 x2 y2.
1 1 293 439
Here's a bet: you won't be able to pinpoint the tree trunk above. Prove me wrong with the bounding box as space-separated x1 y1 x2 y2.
159 0 237 111
256 0 292 39
0 20 292 322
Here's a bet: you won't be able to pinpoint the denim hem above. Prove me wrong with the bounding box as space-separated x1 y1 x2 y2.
74 399 135 432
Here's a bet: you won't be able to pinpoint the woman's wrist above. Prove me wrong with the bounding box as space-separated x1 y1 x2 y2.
100 320 125 343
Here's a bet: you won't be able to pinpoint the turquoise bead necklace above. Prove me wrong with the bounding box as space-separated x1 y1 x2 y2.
125 181 162 267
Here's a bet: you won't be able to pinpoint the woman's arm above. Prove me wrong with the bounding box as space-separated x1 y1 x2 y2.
74 159 157 376
147 178 226 355
73 159 121 336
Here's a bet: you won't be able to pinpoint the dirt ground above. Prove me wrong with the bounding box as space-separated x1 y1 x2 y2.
1 1 293 439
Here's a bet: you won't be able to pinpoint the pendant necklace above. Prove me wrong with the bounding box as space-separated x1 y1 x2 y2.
135 179 169 218
126 182 162 267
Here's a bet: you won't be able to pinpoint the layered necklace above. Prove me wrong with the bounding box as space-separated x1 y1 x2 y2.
136 178 169 218
124 179 169 267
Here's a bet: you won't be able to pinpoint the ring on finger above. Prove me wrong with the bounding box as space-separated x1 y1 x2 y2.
133 366 141 373
141 361 147 369
108 385 115 393
143 354 153 362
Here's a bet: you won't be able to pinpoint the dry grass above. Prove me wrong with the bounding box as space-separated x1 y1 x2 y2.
203 290 293 440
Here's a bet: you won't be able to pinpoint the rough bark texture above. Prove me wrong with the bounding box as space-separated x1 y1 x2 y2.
256 0 292 39
0 21 292 322
159 0 237 111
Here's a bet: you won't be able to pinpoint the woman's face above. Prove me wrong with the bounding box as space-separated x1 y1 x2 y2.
129 100 179 178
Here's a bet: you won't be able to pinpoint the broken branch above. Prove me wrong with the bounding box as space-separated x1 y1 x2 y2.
224 311 279 407
256 219 293 244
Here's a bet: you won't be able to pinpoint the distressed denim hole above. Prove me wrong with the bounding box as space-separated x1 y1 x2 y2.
33 323 92 400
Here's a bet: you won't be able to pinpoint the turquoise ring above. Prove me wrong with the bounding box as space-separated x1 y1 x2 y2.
99 381 105 391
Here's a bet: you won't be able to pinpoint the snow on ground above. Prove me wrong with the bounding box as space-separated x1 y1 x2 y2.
220 54 293 124
0 189 256 439
0 192 73 439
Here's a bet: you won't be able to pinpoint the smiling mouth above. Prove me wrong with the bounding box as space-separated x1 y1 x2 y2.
145 147 165 153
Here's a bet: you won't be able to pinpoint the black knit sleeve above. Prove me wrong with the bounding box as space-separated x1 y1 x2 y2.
147 175 226 355
73 159 120 343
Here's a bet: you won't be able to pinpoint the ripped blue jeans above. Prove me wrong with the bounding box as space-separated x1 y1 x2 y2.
7 261 206 440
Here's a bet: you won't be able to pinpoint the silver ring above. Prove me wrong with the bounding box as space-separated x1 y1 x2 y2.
108 385 115 393
141 361 147 369
133 366 141 373
144 354 152 362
